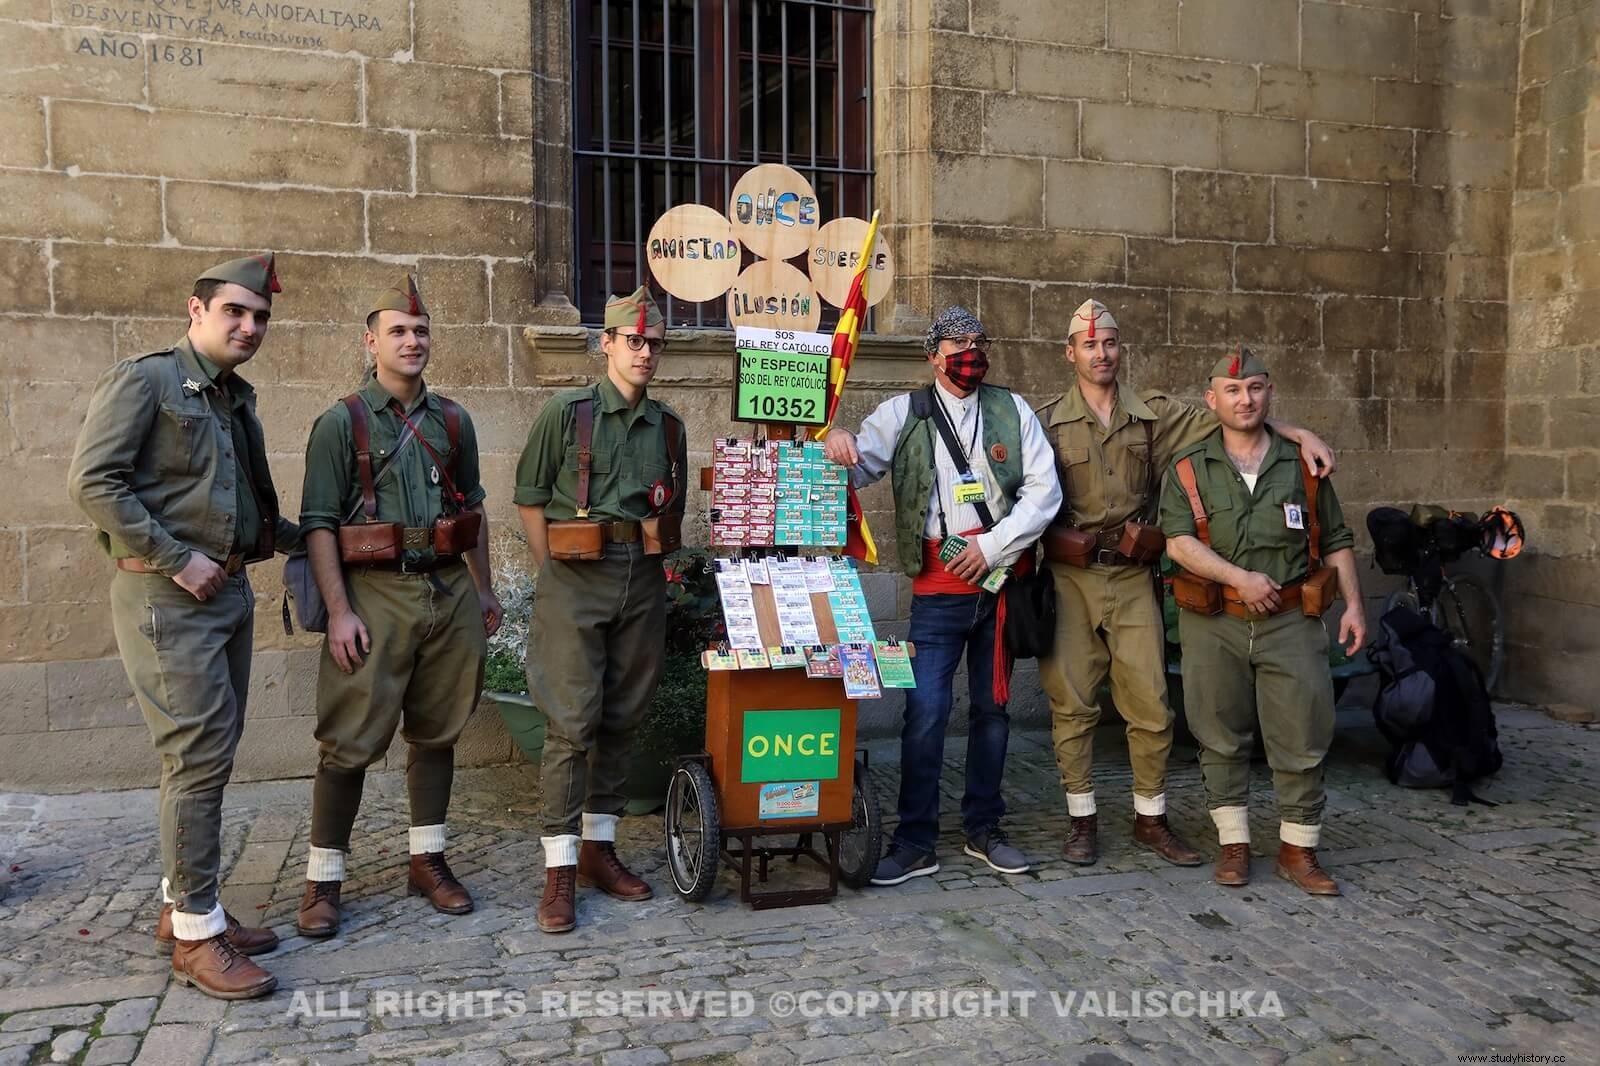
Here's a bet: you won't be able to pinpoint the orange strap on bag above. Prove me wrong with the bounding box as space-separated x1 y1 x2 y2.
1175 456 1210 545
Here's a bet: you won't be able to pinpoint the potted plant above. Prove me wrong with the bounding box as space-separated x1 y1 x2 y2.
484 550 722 813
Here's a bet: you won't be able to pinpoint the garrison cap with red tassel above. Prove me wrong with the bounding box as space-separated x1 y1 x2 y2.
1067 298 1116 339
1209 343 1270 381
369 274 429 319
197 253 282 298
603 284 663 331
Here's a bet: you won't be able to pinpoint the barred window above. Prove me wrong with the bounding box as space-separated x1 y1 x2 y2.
573 0 875 327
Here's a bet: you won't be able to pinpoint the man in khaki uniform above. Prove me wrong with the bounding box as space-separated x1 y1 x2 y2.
295 276 502 937
69 254 300 999
1035 300 1336 867
515 285 687 934
1161 348 1366 895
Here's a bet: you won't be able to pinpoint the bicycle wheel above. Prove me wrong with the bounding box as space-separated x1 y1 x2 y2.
1435 574 1504 693
663 760 720 901
837 759 883 889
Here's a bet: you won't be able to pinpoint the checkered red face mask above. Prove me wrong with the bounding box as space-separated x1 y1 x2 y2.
943 348 989 392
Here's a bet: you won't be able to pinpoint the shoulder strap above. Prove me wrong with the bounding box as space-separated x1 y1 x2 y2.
925 387 997 531
1175 456 1209 546
909 385 936 422
440 397 463 482
660 409 684 515
1141 417 1157 518
1300 450 1322 569
342 394 378 522
574 397 595 518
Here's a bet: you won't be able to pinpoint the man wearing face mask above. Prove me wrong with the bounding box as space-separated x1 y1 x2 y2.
295 275 501 939
823 305 1062 885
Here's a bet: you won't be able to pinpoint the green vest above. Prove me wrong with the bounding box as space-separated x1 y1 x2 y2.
889 384 1023 578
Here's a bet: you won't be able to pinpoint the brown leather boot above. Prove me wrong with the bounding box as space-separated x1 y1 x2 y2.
408 853 474 915
1061 814 1098 865
171 933 277 1000
538 865 577 933
1132 814 1204 867
578 840 654 901
156 905 279 956
296 881 342 938
1214 843 1251 886
1276 843 1340 896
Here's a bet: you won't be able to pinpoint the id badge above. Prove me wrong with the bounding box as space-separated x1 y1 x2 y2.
1283 502 1305 530
939 535 969 563
980 566 1011 593
952 472 987 506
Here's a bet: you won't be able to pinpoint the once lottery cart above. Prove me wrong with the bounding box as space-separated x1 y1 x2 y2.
662 583 886 909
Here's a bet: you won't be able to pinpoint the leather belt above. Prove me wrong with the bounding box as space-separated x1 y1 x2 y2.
601 520 641 544
1221 579 1303 620
117 554 245 576
369 556 464 575
1091 548 1141 567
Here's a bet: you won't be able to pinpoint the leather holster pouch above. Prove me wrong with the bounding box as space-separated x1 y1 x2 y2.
1301 566 1338 617
1117 520 1167 564
1172 570 1224 615
432 511 481 556
339 521 403 565
640 514 682 556
1043 523 1096 567
547 520 604 561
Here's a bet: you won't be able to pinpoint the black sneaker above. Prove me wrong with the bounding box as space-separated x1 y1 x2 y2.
869 845 940 886
963 825 1030 874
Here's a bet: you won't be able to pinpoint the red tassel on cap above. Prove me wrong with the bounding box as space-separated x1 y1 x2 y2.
1229 343 1241 378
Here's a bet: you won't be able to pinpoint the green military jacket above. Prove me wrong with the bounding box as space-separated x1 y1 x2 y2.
299 369 486 569
69 337 300 576
1035 382 1217 535
514 376 687 522
1158 427 1355 587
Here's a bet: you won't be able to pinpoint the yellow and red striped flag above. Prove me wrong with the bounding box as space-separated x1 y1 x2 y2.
815 211 881 564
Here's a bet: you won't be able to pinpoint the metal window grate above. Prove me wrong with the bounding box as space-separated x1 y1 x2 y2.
573 0 875 328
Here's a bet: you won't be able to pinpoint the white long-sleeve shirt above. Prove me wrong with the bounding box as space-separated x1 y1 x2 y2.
848 384 1062 569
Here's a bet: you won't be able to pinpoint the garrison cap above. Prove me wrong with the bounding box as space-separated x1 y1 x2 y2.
604 285 663 331
924 305 986 352
369 274 429 319
197 253 281 298
1067 298 1117 340
1208 344 1270 382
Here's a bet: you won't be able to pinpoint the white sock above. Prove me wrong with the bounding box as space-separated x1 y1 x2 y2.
160 877 175 905
581 812 619 842
1065 791 1097 817
170 901 226 941
409 824 447 855
1210 805 1250 845
306 846 346 883
542 834 580 868
1133 792 1166 817
1279 821 1321 849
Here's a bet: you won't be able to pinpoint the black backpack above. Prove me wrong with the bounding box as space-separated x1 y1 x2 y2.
1370 604 1502 805
1367 507 1420 575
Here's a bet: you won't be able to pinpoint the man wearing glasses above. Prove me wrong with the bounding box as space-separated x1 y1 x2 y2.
823 305 1062 886
514 285 688 933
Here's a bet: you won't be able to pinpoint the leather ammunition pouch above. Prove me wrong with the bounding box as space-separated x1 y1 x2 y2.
1043 522 1097 567
1117 520 1166 564
431 510 481 556
547 519 605 561
1172 570 1223 615
1300 565 1337 617
338 520 404 564
641 513 682 556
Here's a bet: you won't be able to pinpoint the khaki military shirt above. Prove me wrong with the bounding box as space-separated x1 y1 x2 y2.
1159 428 1354 587
299 370 486 569
514 376 687 522
69 337 296 575
1035 382 1217 534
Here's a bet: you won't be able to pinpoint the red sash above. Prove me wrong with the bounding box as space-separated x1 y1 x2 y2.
911 527 1034 705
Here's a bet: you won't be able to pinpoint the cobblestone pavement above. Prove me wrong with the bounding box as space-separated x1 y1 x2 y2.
2 703 1597 1065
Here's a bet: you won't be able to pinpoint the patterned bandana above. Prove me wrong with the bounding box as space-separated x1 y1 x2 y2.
923 305 986 353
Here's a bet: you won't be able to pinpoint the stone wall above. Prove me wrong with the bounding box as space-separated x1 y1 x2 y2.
0 0 1586 790
1501 0 1599 712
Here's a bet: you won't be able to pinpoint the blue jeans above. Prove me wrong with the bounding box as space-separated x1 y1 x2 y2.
891 592 1010 854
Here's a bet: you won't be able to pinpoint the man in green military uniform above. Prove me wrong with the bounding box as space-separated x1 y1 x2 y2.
294 275 502 938
515 285 686 934
1036 299 1337 867
69 253 301 999
1160 347 1366 896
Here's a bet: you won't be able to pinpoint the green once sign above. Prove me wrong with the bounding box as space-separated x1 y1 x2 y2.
733 348 829 425
740 708 842 783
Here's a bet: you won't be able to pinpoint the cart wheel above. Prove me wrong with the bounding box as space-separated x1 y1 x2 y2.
837 759 882 889
663 760 720 901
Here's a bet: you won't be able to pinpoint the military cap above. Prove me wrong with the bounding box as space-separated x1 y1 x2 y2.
197 253 281 298
603 285 663 331
1208 344 1270 381
1067 298 1117 339
369 274 429 319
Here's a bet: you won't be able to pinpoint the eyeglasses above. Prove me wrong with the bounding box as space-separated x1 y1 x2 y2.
608 330 667 354
942 334 991 353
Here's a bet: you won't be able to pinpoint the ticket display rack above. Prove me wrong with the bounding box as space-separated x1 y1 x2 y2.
662 420 911 910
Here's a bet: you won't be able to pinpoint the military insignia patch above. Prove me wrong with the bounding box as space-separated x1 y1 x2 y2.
430 465 440 485
182 377 203 393
649 481 670 510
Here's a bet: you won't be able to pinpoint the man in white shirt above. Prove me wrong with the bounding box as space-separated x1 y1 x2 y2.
824 306 1062 884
